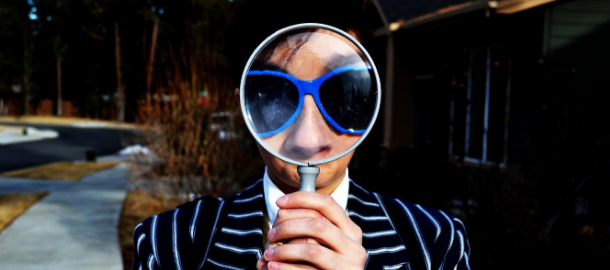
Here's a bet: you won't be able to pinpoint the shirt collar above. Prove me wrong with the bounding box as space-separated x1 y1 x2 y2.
263 167 350 227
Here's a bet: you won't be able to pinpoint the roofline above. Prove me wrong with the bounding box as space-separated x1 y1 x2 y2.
391 1 492 31
494 0 559 14
389 0 561 31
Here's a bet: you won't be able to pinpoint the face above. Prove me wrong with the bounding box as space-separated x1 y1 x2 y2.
240 29 374 194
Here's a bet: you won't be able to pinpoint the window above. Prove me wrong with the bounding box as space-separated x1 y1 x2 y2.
449 46 511 167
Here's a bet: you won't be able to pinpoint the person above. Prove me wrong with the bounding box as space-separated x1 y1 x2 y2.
131 1 471 269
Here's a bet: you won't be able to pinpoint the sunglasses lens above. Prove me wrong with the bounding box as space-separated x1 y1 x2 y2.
319 69 377 132
245 74 300 135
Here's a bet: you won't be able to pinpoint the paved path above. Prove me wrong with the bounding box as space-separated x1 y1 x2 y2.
0 161 130 270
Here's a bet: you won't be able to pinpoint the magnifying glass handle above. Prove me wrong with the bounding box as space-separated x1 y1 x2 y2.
297 166 320 192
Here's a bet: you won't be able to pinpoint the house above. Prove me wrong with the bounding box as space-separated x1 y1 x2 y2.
351 0 610 269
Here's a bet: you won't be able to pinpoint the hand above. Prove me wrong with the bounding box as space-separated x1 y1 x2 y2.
257 192 367 270
258 208 323 270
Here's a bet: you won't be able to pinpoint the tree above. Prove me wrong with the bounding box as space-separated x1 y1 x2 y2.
115 22 125 122
0 0 34 115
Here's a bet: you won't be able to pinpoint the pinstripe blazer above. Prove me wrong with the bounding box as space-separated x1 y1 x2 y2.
132 179 471 270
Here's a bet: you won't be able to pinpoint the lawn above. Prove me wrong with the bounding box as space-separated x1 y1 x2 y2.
0 192 49 235
1 161 120 181
0 115 136 129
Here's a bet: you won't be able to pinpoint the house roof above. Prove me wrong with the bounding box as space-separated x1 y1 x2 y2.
375 0 560 29
376 0 476 23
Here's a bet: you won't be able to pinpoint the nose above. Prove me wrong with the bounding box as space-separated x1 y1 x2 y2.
282 95 333 160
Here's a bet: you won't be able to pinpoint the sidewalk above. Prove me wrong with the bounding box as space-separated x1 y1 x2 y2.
0 159 130 270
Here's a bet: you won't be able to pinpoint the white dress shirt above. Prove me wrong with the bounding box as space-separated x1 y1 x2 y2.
263 167 350 228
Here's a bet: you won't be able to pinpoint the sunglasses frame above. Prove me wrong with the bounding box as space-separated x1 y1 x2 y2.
240 23 382 167
247 65 372 138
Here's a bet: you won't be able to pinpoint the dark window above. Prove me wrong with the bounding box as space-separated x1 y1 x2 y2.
450 46 511 166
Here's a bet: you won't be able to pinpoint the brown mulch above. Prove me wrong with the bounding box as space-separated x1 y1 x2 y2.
0 115 136 129
0 192 49 235
118 190 183 270
1 161 120 181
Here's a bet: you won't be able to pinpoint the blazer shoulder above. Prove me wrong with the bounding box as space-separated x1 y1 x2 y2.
131 196 226 270
378 195 467 235
135 195 223 234
377 195 471 270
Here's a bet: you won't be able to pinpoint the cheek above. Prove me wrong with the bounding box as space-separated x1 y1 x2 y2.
338 135 360 149
318 151 354 183
257 144 300 182
258 144 282 168
262 132 287 151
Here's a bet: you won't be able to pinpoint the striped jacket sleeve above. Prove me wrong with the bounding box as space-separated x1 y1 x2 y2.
131 196 222 270
382 197 471 270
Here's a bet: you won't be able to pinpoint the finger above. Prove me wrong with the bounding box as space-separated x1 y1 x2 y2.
266 261 318 270
264 244 338 270
265 239 284 251
285 237 320 245
266 236 320 251
257 258 269 270
273 209 323 228
268 218 357 254
277 192 362 241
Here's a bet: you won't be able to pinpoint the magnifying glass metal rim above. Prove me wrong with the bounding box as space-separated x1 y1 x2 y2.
239 23 382 167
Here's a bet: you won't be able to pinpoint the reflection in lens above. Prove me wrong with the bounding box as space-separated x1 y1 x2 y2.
319 69 376 132
246 74 299 136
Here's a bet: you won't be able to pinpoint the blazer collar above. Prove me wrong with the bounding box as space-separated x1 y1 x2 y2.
348 180 412 269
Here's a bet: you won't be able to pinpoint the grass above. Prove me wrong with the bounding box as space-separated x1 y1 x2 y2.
0 125 24 132
0 115 136 129
118 190 183 270
1 161 120 181
0 192 49 235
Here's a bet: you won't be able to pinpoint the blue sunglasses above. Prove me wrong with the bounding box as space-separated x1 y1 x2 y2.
245 65 377 138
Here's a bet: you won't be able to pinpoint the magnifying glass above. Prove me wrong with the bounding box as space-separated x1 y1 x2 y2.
240 23 381 192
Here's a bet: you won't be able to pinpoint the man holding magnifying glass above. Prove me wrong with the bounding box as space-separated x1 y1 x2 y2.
131 1 471 270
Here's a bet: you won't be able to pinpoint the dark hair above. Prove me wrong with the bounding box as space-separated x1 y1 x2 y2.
224 0 380 84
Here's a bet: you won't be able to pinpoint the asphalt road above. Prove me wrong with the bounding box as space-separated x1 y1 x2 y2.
0 122 139 173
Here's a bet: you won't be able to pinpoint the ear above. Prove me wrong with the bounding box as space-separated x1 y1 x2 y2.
234 88 240 105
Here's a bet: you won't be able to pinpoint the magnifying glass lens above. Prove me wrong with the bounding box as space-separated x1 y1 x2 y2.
242 26 380 165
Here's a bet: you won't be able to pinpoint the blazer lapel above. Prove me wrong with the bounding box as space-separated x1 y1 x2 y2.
203 179 265 270
348 180 412 270
201 179 413 270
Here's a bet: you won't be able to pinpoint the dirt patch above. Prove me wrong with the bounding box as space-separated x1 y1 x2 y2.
0 192 49 235
118 190 183 270
0 125 24 132
0 115 136 129
1 161 120 181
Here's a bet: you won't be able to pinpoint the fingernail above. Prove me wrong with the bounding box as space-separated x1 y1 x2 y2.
277 196 287 206
264 248 274 259
268 261 278 270
268 228 276 240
